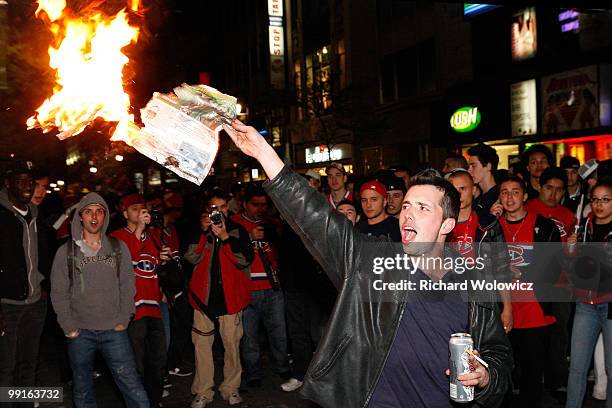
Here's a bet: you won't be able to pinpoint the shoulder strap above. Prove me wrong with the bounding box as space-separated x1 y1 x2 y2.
67 240 75 291
109 237 122 280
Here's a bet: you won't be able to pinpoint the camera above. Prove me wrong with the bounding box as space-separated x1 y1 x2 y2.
150 209 165 229
209 205 224 225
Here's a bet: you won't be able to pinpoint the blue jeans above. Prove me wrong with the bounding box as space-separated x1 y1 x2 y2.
566 302 612 408
67 329 149 408
241 289 289 381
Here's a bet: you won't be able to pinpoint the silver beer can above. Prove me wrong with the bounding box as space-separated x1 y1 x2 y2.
449 333 474 403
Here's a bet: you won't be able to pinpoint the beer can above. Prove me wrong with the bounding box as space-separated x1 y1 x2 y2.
449 333 474 403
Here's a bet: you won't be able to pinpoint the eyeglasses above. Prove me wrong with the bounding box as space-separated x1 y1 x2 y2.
591 197 611 205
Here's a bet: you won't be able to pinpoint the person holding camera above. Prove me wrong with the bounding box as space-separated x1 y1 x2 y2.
111 193 171 408
231 186 292 388
184 189 254 407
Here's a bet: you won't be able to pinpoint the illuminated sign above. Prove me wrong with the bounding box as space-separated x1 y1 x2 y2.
268 0 285 89
269 26 284 56
268 0 283 17
512 7 537 61
450 107 481 133
559 9 580 33
511 79 537 136
305 145 344 164
464 4 500 17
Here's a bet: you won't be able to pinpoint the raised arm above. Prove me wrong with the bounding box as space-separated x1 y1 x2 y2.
223 120 363 288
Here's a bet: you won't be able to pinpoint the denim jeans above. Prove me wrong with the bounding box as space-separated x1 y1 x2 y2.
0 299 47 388
67 329 149 408
566 302 612 408
241 289 289 381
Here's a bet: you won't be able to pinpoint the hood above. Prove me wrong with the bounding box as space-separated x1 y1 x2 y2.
71 192 110 241
0 188 38 218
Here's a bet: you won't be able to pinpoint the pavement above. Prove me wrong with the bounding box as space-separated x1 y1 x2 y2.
33 320 606 408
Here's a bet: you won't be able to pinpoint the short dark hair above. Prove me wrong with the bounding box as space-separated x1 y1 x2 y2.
336 199 356 210
592 176 612 194
407 173 460 220
467 143 499 172
540 167 567 189
446 154 468 170
522 144 554 169
499 175 527 193
206 187 229 203
243 185 267 203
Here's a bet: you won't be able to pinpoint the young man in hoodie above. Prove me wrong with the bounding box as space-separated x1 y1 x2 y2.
51 193 149 408
111 194 171 407
0 161 47 400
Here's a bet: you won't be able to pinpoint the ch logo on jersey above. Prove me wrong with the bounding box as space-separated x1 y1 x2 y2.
507 244 534 268
454 236 474 256
135 253 158 273
550 217 567 238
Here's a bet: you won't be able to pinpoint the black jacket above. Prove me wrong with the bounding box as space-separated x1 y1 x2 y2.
265 167 512 408
476 219 512 286
0 189 44 303
521 214 564 317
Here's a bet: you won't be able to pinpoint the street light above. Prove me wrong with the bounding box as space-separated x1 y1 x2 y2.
115 154 124 162
89 166 98 173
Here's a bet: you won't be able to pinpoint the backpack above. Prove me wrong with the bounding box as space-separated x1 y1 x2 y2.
66 237 122 293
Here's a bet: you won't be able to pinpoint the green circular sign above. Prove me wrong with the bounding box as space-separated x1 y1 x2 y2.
450 107 481 133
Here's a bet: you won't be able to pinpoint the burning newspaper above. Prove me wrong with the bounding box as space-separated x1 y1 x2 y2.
126 84 237 185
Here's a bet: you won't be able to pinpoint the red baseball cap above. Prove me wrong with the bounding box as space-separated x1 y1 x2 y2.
359 180 387 198
121 193 145 210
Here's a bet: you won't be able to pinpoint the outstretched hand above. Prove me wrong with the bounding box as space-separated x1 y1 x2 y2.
223 119 284 179
223 119 268 160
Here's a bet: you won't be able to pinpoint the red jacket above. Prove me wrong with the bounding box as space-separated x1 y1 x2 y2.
231 213 280 291
526 199 574 242
111 228 163 321
186 219 253 315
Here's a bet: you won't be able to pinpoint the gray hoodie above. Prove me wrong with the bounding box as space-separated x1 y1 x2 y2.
0 188 42 305
50 193 135 334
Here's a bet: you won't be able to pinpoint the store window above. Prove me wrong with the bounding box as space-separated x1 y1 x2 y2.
338 38 347 89
305 45 332 115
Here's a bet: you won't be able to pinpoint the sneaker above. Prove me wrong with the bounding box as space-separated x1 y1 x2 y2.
593 389 607 400
191 394 213 408
168 367 193 377
162 389 170 398
281 378 303 392
225 392 243 406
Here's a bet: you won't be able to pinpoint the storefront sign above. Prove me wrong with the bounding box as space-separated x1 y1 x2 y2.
464 4 500 17
450 107 481 133
559 9 580 33
511 79 537 136
305 145 344 164
512 7 537 61
541 65 599 134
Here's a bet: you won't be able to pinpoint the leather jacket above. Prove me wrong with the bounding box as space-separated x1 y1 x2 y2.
264 167 513 408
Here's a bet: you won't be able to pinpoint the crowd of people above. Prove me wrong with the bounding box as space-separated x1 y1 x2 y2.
0 122 611 408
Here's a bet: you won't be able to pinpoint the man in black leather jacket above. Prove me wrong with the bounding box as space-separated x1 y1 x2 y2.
223 120 513 408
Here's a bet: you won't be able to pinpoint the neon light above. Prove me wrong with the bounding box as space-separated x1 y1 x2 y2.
450 107 481 133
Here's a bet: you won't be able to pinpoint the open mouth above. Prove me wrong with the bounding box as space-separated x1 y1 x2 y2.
402 226 417 244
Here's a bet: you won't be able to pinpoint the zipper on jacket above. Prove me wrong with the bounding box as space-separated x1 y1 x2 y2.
25 216 34 301
362 293 409 407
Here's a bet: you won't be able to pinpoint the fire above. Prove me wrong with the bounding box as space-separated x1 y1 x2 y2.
27 0 140 142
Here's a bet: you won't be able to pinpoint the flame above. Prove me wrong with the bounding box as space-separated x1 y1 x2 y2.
27 0 140 142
